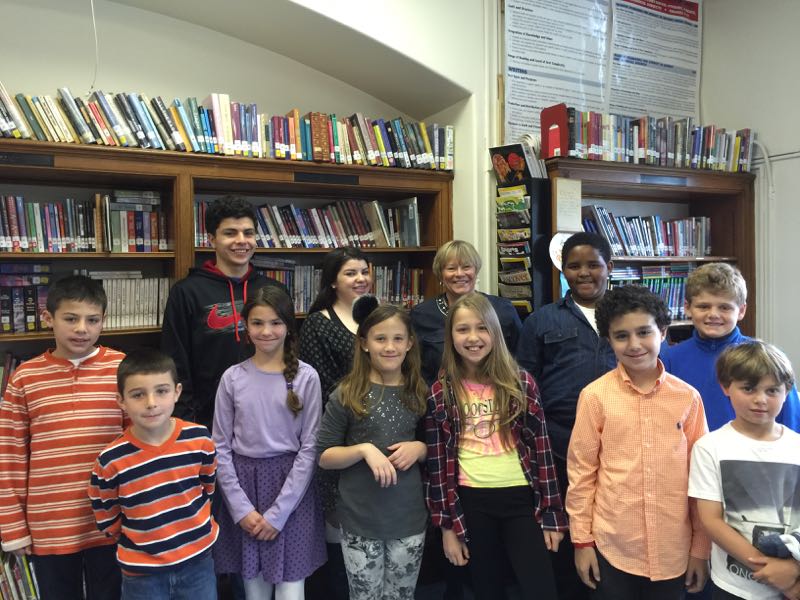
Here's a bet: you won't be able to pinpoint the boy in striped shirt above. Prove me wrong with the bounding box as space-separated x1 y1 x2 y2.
89 349 218 600
0 275 126 600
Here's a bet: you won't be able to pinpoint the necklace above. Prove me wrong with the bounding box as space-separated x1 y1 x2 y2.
436 294 448 317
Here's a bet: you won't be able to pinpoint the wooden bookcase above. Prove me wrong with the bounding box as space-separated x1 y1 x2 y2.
545 158 756 335
0 139 453 356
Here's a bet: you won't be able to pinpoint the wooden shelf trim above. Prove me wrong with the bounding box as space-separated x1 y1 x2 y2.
2 327 161 342
195 246 438 254
0 252 175 260
611 255 737 263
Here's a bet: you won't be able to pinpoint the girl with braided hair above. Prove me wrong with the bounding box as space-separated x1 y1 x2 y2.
212 285 326 599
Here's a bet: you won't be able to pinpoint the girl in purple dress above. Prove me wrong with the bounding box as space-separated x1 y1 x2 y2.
213 286 326 599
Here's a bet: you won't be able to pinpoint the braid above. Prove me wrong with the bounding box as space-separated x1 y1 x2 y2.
283 339 302 416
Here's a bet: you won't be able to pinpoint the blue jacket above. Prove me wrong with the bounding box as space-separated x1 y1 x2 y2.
411 293 522 387
517 292 617 460
661 327 800 432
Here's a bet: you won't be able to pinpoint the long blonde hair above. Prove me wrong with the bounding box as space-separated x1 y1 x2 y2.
337 303 427 418
440 293 523 447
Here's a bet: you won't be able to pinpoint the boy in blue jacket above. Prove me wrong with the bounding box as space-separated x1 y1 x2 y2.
662 262 800 432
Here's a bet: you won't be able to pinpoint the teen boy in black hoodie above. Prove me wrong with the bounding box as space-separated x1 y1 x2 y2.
161 196 287 429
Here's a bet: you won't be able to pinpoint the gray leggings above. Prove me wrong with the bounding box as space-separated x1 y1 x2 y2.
340 530 425 600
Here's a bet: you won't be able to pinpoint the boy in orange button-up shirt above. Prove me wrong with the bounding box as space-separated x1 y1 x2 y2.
566 285 710 599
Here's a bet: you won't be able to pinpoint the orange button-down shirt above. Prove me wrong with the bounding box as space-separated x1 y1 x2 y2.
566 361 711 580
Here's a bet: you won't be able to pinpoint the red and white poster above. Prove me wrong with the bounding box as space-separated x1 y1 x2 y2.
609 0 701 118
502 0 702 142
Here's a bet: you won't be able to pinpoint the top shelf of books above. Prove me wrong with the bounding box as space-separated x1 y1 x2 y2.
0 83 454 174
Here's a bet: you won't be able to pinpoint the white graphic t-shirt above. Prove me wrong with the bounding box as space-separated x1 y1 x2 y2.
689 423 800 600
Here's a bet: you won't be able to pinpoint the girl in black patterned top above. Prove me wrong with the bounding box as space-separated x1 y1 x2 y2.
300 247 372 401
299 246 372 600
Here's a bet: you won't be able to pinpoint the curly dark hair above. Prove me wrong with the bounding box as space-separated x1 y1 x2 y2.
204 195 257 236
561 232 612 270
595 285 671 338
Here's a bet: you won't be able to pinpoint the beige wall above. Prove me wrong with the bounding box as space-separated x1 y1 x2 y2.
293 0 499 285
2 0 498 291
702 0 800 365
0 0 404 121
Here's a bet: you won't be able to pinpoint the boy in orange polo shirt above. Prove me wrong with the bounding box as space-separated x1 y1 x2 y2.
566 285 710 599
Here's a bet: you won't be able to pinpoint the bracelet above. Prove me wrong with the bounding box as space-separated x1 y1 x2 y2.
573 541 596 548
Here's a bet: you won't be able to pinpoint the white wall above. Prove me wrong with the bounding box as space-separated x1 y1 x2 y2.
0 0 405 119
702 0 800 366
2 0 498 291
294 0 499 286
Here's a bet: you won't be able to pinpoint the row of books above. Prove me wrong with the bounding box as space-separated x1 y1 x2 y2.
609 263 694 321
495 183 533 311
0 270 50 334
0 195 98 254
100 192 169 253
0 190 169 254
250 257 320 314
251 255 426 312
195 197 421 250
0 81 454 170
73 271 172 330
540 103 755 172
582 205 711 258
371 263 425 308
0 551 39 600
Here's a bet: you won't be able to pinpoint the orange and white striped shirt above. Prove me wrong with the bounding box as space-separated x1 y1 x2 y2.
566 361 711 581
89 419 218 574
0 347 126 555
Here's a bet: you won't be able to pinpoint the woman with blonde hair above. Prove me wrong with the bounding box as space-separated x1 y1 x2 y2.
411 240 522 385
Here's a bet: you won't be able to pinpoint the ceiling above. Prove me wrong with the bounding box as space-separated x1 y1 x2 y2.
109 0 471 119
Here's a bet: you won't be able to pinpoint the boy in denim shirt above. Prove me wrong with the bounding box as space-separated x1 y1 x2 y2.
517 231 617 600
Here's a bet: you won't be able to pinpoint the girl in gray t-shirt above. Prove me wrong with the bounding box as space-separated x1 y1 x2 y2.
318 297 428 600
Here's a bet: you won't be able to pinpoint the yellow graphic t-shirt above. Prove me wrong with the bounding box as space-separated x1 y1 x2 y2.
457 381 527 487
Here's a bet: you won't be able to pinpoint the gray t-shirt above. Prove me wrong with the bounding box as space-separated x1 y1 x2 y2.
316 383 428 540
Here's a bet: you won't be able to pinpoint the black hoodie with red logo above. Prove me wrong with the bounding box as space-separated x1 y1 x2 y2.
161 260 287 428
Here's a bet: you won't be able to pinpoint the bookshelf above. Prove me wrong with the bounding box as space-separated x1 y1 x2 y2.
544 158 755 335
495 178 553 315
0 138 453 355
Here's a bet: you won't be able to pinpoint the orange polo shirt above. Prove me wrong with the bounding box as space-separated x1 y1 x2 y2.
566 361 711 580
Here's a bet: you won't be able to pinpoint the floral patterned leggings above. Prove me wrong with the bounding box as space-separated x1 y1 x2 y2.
340 530 425 600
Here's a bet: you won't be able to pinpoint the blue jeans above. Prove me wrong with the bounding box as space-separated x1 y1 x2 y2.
121 551 216 600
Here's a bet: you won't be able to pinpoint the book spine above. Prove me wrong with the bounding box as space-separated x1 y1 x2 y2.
14 196 28 251
115 93 148 148
41 95 70 142
96 90 131 146
139 94 171 150
87 101 115 145
13 94 46 141
153 96 186 151
57 88 94 144
127 93 158 148
0 80 31 138
5 196 20 252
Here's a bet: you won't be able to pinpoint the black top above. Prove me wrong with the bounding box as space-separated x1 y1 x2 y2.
160 262 287 429
299 309 356 402
516 292 616 460
410 292 523 386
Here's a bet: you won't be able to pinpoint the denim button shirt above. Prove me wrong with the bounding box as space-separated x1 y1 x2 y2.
517 292 617 460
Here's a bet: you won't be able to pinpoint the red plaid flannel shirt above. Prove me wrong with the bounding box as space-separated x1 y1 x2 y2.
424 369 568 541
